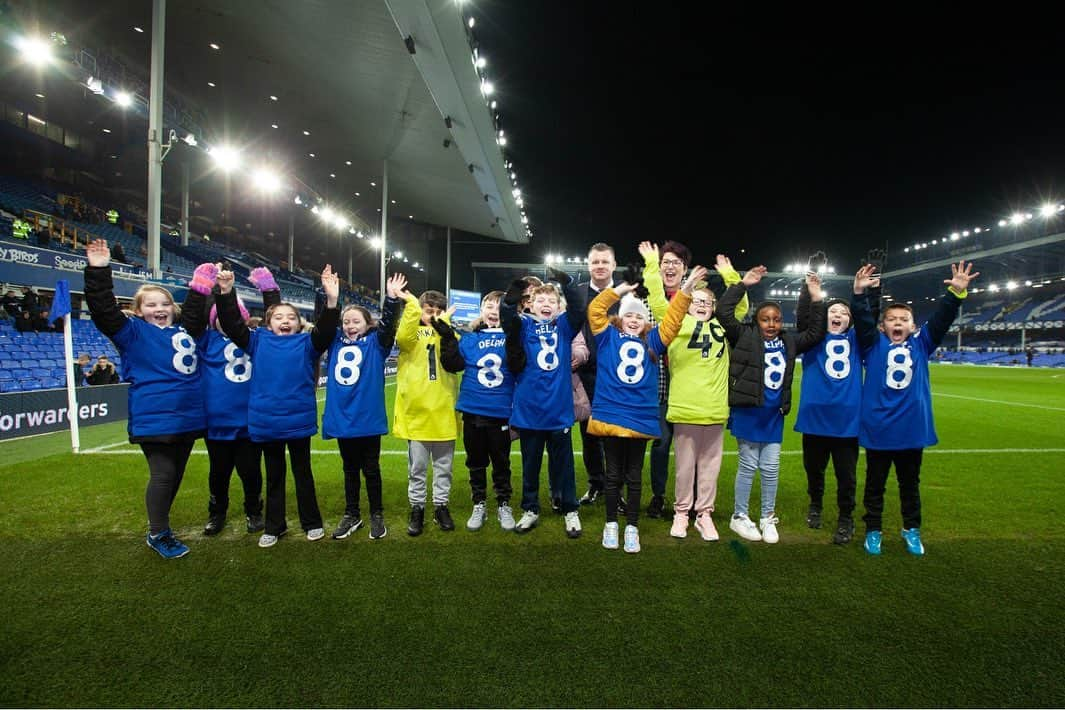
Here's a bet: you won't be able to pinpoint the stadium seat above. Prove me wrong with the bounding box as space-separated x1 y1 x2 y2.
0 381 20 392
40 377 61 389
0 370 12 381
38 358 56 367
32 368 49 378
1 359 18 369
20 359 40 369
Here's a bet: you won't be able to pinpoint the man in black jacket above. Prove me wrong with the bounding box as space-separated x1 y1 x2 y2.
574 242 618 504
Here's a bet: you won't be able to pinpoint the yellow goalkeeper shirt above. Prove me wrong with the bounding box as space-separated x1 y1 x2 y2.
392 297 458 441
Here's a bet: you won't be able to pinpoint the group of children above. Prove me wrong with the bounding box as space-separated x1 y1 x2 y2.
83 235 977 559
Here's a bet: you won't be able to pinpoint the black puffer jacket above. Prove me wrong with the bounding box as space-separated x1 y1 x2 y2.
717 282 826 414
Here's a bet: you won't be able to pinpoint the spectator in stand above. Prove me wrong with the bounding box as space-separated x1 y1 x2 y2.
22 287 40 316
32 310 53 332
88 355 121 385
38 228 52 248
1 290 23 319
71 354 91 387
15 311 33 332
111 243 127 264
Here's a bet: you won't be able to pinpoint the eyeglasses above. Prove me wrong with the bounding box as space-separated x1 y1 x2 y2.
691 298 714 306
660 258 685 267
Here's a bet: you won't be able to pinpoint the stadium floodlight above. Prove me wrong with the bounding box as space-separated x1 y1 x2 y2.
476 56 487 69
482 80 494 96
1025 280 1032 286
412 262 420 268
394 251 403 259
251 168 282 194
932 240 938 245
16 36 52 66
294 195 303 205
369 237 382 249
950 232 959 240
468 17 475 28
1006 281 1018 290
989 284 999 292
319 206 336 223
182 133 197 147
1009 213 1025 225
1040 203 1058 218
115 91 133 108
208 145 241 172
904 248 910 253
974 227 982 233
962 230 970 237
334 216 349 231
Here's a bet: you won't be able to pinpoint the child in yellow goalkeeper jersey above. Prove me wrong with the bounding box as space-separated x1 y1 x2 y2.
641 242 748 542
393 288 459 536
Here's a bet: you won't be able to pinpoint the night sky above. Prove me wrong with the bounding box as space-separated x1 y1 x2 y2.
473 4 1065 272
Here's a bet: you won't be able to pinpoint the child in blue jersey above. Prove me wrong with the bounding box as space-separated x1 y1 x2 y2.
718 266 826 544
794 267 873 545
324 273 406 542
588 265 705 553
503 270 586 538
83 239 205 559
182 264 283 538
852 260 978 556
435 290 517 532
215 265 340 548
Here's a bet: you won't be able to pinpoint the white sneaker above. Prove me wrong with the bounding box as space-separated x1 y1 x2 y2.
759 515 780 544
564 510 582 538
307 527 325 541
602 521 619 549
670 512 688 539
497 503 516 531
623 525 641 553
694 512 719 541
515 510 539 534
258 533 279 548
467 502 487 531
730 513 762 541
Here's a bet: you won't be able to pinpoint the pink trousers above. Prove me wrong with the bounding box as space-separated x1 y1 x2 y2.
672 423 724 515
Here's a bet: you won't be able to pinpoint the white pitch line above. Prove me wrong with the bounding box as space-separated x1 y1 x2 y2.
933 392 1065 412
80 447 1065 456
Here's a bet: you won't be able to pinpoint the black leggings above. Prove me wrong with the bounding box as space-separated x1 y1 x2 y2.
337 436 384 516
463 414 513 504
140 441 195 535
261 438 323 535
603 437 648 526
205 438 263 517
863 448 923 532
802 434 858 518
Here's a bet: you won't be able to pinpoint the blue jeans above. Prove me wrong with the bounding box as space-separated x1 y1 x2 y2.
733 439 781 518
519 429 579 514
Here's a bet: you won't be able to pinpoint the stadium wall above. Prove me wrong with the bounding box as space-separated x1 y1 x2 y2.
0 383 128 440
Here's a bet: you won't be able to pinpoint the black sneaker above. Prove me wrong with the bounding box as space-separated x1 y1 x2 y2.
369 512 387 540
332 513 364 539
832 517 855 545
646 495 665 519
806 504 823 529
245 513 265 533
407 506 425 537
204 514 226 536
579 488 601 505
550 496 563 514
617 497 627 516
434 505 455 531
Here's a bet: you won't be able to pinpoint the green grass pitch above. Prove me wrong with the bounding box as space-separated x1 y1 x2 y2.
1 365 1063 707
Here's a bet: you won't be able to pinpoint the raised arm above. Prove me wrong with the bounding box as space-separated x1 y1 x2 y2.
588 286 622 336
83 240 127 338
376 273 407 351
182 262 219 338
311 264 341 353
249 266 283 310
922 260 978 349
715 255 748 321
639 241 668 321
395 291 423 353
215 270 252 350
851 264 880 353
718 265 765 344
794 272 827 353
547 267 585 335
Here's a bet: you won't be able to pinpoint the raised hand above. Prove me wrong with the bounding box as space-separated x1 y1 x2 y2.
638 241 659 261
385 273 407 298
216 269 235 294
545 266 572 287
714 254 733 273
321 264 339 305
945 260 980 292
248 266 279 292
613 281 637 297
86 239 110 268
806 271 823 301
741 265 767 287
853 264 881 294
189 262 220 295
682 265 709 294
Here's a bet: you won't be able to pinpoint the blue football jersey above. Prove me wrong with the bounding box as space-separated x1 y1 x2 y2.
510 313 578 431
322 328 390 439
244 329 321 442
794 330 862 438
859 329 938 450
110 317 205 438
456 328 514 419
196 329 252 440
729 338 786 443
590 326 666 437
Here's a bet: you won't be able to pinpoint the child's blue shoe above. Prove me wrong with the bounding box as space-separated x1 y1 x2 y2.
863 530 882 556
146 529 189 559
901 528 925 556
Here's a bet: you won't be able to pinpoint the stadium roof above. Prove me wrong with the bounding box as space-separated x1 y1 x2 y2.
28 0 528 244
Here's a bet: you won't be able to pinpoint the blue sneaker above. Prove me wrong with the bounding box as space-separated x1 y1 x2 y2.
146 529 190 559
902 528 925 556
863 530 882 556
